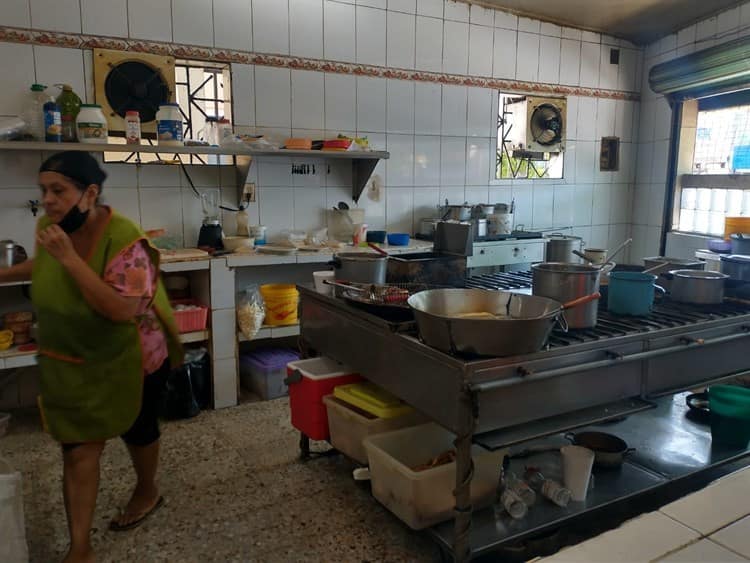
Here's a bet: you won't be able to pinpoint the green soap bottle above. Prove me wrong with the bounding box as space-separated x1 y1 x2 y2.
55 84 82 142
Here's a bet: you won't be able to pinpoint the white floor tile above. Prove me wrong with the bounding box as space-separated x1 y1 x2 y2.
657 539 746 562
711 515 750 558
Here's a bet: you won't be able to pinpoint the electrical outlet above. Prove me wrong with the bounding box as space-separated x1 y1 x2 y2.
243 182 256 203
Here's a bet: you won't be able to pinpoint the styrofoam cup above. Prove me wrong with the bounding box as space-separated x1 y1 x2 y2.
313 271 335 295
560 445 595 502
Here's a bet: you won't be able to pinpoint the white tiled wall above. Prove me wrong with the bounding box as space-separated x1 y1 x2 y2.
0 0 643 250
631 1 750 261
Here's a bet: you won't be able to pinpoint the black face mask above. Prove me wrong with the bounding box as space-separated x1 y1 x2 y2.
58 192 90 234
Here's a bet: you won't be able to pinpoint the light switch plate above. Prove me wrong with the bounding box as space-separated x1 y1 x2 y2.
243 182 256 202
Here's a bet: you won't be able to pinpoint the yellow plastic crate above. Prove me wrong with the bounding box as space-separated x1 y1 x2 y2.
333 382 413 419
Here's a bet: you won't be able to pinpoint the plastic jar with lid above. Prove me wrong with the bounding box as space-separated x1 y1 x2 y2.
125 110 141 145
76 104 108 144
156 103 183 146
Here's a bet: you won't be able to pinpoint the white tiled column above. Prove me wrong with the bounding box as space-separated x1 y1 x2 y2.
210 259 238 408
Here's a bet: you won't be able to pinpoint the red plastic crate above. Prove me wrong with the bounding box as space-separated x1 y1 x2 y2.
286 357 362 441
171 299 209 333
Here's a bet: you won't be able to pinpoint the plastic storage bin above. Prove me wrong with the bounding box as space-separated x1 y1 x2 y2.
171 299 209 333
323 395 426 465
334 382 413 419
240 348 299 400
364 423 504 530
286 357 361 440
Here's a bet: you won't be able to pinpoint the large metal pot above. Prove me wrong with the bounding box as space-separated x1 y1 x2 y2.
440 204 473 222
330 252 387 284
545 234 584 263
720 254 750 281
730 233 750 255
407 289 599 357
668 269 728 305
532 262 602 329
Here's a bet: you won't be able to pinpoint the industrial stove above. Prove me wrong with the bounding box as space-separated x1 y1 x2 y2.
297 271 750 562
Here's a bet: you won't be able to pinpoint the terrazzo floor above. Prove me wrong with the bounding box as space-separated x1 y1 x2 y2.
0 398 436 562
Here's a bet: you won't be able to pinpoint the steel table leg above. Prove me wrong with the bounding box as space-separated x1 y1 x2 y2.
299 432 311 460
452 392 476 562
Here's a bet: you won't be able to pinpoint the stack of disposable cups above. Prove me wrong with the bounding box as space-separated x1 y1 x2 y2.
560 445 595 502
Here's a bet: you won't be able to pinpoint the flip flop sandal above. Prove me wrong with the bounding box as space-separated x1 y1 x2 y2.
109 496 165 532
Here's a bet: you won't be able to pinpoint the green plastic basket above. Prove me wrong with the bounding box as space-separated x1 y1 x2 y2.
708 385 750 448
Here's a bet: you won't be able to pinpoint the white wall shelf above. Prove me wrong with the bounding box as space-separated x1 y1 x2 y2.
0 141 389 203
0 347 37 370
179 330 210 344
238 324 300 342
161 259 212 273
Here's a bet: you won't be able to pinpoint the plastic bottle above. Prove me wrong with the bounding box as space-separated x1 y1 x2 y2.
156 103 183 146
526 471 571 507
55 84 81 142
23 84 53 141
125 110 141 145
43 101 62 142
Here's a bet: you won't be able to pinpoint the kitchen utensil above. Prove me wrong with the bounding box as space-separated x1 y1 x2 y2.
330 252 387 284
368 242 389 256
565 432 634 469
312 271 335 296
642 257 705 276
583 248 608 265
197 189 223 249
667 269 728 305
387 233 410 246
407 289 598 357
331 281 435 320
532 262 602 329
708 239 732 253
720 254 750 281
708 384 750 447
366 230 387 244
572 249 592 264
604 238 632 263
545 234 584 263
607 272 665 316
730 233 750 255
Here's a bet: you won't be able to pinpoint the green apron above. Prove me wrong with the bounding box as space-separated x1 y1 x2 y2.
32 209 183 443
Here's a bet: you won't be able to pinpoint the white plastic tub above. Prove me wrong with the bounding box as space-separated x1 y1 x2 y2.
363 423 504 530
323 395 426 465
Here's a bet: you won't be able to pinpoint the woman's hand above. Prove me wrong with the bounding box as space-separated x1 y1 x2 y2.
36 225 78 267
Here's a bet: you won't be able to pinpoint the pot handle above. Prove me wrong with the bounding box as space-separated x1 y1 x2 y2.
654 284 666 299
328 257 342 269
564 432 576 443
624 448 636 455
600 261 616 275
555 311 570 333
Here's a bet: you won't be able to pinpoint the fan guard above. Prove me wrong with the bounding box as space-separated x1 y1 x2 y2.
529 103 563 146
104 61 171 123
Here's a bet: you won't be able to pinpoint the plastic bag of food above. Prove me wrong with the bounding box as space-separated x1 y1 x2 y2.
237 285 265 341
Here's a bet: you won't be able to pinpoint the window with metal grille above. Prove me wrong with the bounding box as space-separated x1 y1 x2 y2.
104 59 232 165
676 99 750 236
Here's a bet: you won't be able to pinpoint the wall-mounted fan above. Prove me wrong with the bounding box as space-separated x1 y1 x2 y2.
93 49 176 138
505 96 567 155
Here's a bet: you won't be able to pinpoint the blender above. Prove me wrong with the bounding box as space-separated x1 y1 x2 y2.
197 189 224 249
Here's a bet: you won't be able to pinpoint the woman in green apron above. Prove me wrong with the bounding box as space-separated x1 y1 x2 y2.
0 151 182 563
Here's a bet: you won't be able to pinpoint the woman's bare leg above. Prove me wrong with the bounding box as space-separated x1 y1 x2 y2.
112 440 161 527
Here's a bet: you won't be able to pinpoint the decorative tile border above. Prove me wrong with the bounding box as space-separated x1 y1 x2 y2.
0 26 640 101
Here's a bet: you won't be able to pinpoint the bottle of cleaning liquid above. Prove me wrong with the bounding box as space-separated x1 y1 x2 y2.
55 84 82 142
43 101 62 142
23 84 53 141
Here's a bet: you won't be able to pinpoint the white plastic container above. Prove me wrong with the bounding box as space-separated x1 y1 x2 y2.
312 271 335 295
323 395 426 465
156 103 183 146
363 423 504 530
76 104 108 144
561 445 595 502
0 456 28 563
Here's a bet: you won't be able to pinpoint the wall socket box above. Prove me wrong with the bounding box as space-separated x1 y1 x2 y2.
243 182 256 202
